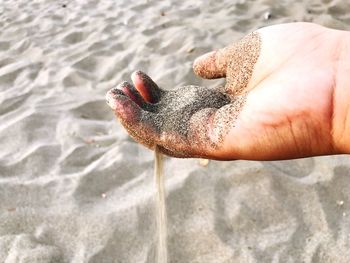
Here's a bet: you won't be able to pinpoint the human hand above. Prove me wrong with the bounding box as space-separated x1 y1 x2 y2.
106 23 350 160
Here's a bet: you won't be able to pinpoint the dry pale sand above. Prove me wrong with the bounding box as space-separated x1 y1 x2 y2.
1 0 350 262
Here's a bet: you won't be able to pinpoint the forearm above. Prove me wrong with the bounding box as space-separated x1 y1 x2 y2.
333 29 350 154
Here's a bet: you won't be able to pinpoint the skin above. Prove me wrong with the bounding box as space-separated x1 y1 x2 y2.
106 23 350 160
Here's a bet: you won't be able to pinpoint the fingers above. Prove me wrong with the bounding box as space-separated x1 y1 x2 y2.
131 71 163 103
106 72 241 159
106 85 222 158
193 49 228 79
116 81 147 108
106 88 196 155
106 87 159 149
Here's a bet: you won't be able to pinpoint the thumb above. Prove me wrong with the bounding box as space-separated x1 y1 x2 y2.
193 49 228 79
193 31 262 82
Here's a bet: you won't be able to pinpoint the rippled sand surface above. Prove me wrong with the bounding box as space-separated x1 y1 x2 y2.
1 0 350 262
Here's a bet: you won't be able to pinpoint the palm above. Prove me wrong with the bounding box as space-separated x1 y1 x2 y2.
218 23 339 160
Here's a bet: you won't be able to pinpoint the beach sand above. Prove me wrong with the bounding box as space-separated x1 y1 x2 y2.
1 0 350 262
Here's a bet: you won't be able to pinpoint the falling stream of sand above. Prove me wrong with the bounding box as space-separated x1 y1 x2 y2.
155 146 167 263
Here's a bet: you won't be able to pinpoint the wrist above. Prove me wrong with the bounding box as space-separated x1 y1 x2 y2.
332 30 350 154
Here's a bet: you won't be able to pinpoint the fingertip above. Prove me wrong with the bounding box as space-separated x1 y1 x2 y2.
116 81 147 107
193 51 226 79
110 94 136 120
193 52 213 77
130 71 146 99
131 70 162 103
107 87 162 148
193 51 223 79
130 70 140 84
106 87 125 110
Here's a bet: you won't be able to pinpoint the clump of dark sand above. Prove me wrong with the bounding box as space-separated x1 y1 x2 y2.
143 85 230 137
